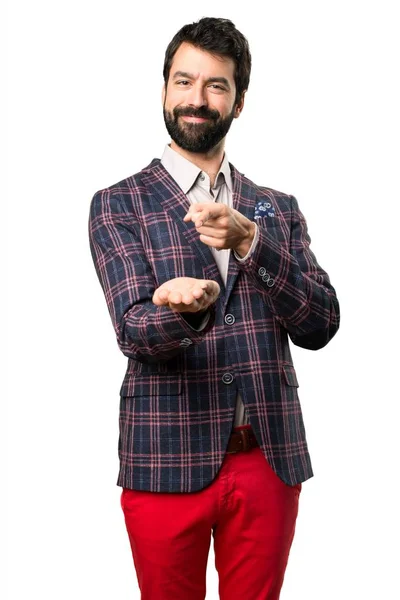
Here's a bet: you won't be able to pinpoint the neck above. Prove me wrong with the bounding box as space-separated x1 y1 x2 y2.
170 140 226 187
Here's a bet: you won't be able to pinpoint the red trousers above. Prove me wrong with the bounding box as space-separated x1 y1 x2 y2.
121 430 301 599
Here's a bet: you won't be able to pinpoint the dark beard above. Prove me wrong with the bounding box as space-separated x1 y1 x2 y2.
163 104 236 153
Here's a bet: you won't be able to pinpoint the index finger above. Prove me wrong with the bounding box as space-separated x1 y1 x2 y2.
183 203 204 222
185 204 225 227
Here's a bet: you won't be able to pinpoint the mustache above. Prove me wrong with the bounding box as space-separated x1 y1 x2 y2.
173 106 220 121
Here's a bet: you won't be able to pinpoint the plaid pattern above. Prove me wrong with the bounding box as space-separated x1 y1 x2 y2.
89 159 340 492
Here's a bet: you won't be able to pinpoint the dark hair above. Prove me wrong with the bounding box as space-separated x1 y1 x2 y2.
163 17 251 105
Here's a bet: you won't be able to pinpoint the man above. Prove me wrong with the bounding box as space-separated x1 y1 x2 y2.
89 17 339 600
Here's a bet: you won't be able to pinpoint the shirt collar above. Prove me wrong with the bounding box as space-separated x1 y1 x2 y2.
161 144 233 194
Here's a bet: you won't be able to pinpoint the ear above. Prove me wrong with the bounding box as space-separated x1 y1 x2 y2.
162 83 166 106
234 90 246 118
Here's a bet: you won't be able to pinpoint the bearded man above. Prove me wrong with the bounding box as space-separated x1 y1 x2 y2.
89 16 340 600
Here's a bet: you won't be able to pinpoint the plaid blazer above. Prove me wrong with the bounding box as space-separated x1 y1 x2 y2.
89 158 340 492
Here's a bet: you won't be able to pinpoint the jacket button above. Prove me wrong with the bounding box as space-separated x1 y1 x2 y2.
258 267 266 277
224 314 235 325
222 373 234 384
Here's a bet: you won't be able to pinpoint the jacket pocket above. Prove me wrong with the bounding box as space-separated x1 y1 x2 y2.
282 364 299 387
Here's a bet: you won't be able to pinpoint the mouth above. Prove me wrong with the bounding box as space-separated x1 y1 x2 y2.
180 116 210 123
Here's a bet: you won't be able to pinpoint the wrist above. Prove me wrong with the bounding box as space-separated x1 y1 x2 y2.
235 222 256 258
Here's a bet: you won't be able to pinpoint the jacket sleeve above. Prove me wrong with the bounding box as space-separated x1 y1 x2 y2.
88 189 215 363
234 195 340 350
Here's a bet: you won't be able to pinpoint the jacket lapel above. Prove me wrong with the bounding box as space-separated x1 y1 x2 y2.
223 165 257 303
141 160 225 291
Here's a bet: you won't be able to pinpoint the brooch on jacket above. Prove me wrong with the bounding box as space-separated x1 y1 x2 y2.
254 199 275 219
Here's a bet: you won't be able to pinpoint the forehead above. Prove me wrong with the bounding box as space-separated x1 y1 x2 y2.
169 42 235 83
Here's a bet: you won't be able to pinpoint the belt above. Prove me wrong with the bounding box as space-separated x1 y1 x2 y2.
226 428 259 454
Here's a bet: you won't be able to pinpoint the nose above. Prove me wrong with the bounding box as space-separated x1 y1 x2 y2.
186 82 207 108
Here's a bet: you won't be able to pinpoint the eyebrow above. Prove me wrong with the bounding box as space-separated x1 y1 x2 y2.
172 71 231 89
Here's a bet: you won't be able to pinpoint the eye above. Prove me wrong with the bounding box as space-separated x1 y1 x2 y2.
208 84 226 93
176 80 190 86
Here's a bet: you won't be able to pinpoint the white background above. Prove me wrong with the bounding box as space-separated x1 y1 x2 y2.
5 1 400 598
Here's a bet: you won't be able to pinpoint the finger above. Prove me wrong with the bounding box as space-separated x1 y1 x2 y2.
195 225 225 237
186 205 226 228
202 280 220 298
198 204 226 223
170 301 201 313
195 205 228 228
184 209 208 228
181 291 198 304
168 290 183 305
198 234 226 249
192 209 213 228
191 286 206 300
183 212 194 223
153 288 168 305
183 204 203 222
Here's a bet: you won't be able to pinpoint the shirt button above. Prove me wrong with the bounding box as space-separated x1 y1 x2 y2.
224 314 235 325
200 173 205 181
222 373 234 385
180 338 193 347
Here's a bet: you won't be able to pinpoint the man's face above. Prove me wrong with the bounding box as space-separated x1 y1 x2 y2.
163 42 243 153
